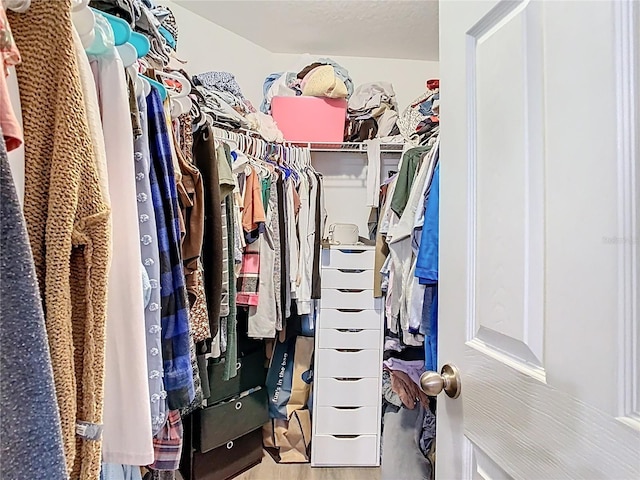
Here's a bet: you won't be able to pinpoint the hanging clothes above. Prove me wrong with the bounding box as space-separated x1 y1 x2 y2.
174 118 208 416
100 464 143 480
241 165 266 244
222 192 239 381
416 163 440 285
247 184 278 338
294 169 312 314
0 5 22 151
177 115 212 345
135 89 167 436
90 46 154 467
390 145 431 218
236 237 261 306
193 125 223 339
147 87 195 409
9 2 111 476
174 124 205 312
0 135 67 480
270 172 284 331
310 171 326 300
72 27 110 206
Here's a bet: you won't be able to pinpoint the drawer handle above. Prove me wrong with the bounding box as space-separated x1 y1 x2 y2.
337 289 365 293
333 434 360 439
336 308 364 313
235 401 243 410
334 406 360 411
226 441 234 450
335 377 363 382
337 269 365 273
336 348 362 353
336 328 363 333
337 249 366 254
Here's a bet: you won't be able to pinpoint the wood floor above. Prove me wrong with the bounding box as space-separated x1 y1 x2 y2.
234 451 381 480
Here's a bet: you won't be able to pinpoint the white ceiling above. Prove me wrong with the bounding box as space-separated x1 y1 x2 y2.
173 0 439 61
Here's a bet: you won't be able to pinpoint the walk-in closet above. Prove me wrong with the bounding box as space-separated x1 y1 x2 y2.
4 1 639 480
2 1 439 479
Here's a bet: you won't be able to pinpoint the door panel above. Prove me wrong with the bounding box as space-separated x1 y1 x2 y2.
438 0 640 478
470 0 545 372
470 441 514 480
465 347 640 479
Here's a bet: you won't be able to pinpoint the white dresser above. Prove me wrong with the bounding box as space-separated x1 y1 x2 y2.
311 245 384 467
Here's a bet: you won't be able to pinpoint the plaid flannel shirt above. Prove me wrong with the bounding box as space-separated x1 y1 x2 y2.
147 87 194 409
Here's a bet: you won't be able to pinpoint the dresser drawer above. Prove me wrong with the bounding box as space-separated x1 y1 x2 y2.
207 349 266 405
315 406 379 435
322 248 375 270
321 268 374 290
318 328 381 350
190 428 263 480
312 434 378 466
316 349 380 378
196 387 268 453
321 289 379 310
315 377 379 407
319 308 381 330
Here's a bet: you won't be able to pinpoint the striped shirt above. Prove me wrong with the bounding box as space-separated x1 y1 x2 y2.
147 87 194 409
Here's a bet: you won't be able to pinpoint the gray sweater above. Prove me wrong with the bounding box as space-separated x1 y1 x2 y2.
0 135 67 479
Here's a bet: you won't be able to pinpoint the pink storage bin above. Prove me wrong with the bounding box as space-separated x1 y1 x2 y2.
271 96 347 143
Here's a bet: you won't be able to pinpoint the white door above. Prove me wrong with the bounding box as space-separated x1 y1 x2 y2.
436 0 640 478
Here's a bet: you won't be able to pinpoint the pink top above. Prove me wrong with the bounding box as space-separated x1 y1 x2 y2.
0 6 22 151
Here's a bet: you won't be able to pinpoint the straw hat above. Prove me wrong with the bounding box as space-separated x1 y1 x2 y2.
301 65 348 98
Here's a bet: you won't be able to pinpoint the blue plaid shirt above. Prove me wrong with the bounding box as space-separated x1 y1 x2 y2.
147 87 194 409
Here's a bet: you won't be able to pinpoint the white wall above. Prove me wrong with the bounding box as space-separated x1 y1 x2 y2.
165 1 275 106
164 1 438 112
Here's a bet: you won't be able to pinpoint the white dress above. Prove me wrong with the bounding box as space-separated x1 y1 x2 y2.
89 47 154 465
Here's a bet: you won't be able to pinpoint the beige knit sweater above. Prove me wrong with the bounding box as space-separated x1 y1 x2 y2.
8 1 111 479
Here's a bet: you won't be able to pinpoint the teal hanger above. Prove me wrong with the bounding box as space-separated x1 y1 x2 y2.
129 32 150 58
146 77 168 101
158 26 176 50
85 10 114 56
91 8 130 46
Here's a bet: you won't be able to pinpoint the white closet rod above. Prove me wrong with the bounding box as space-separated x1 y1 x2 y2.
294 141 405 153
206 121 404 153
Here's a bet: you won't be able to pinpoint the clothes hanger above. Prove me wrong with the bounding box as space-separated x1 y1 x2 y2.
90 8 130 46
84 9 113 56
122 35 150 93
156 71 191 98
158 25 176 50
138 66 168 101
130 32 150 57
140 75 151 97
5 0 31 13
156 71 192 119
246 138 270 178
146 77 168 101
125 64 149 97
191 102 207 131
84 6 143 65
117 42 137 67
121 34 164 99
72 0 96 50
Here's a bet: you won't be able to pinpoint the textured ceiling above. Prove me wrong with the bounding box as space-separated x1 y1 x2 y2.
173 0 439 61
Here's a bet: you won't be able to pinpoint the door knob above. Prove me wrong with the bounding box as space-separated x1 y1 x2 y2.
420 364 462 399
